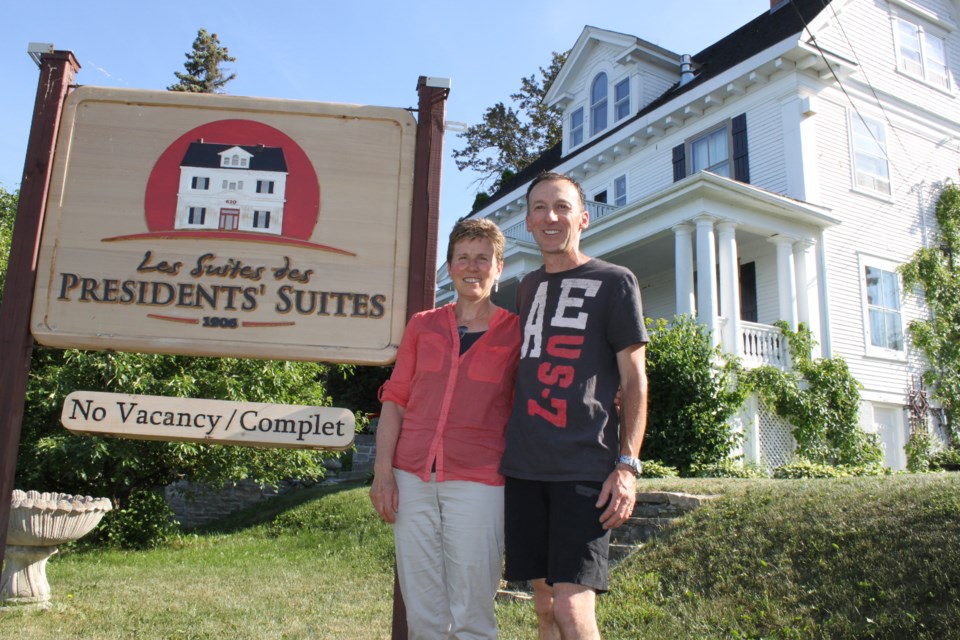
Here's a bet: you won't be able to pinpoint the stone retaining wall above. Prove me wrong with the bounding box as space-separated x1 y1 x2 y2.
165 433 378 528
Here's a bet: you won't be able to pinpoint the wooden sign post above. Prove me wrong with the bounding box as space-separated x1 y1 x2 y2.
0 50 80 571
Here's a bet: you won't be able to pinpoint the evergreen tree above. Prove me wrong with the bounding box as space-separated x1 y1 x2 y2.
452 51 567 196
168 28 237 93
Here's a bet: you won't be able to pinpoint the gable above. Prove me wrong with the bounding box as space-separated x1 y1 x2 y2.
546 25 682 110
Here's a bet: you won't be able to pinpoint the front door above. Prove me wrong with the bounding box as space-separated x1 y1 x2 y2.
219 208 240 231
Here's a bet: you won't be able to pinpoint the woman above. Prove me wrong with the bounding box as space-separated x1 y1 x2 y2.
370 218 519 640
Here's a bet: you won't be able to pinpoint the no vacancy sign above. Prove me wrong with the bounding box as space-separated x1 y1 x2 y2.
30 86 417 365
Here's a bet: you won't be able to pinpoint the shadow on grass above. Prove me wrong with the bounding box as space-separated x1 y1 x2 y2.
189 480 371 535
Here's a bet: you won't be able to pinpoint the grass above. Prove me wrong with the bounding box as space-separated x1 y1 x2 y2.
2 474 959 639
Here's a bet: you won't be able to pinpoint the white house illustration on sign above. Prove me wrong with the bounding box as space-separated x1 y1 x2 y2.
175 141 288 236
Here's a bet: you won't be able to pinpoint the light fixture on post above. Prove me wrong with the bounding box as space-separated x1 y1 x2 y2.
27 42 54 68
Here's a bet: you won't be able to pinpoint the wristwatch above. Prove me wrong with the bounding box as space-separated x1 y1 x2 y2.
616 455 643 476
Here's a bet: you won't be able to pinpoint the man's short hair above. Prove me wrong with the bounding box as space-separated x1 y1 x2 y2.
446 217 506 264
526 172 586 211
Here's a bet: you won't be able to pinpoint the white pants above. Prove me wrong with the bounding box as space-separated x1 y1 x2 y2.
393 468 504 640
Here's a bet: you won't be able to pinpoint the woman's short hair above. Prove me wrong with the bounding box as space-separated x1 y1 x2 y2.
446 217 506 264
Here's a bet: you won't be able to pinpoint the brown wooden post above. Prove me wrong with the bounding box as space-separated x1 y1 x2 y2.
406 76 447 319
0 50 80 570
390 76 448 640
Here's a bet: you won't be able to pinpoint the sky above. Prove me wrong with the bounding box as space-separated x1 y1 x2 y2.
3 0 770 254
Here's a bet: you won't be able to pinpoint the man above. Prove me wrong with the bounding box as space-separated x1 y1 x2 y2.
500 171 648 639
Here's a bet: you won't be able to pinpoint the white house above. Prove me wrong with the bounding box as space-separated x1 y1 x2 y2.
176 142 288 235
437 0 960 470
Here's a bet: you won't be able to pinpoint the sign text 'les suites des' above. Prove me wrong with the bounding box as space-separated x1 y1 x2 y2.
31 87 417 365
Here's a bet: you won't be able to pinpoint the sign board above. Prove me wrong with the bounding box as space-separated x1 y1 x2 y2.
61 391 355 450
31 87 417 365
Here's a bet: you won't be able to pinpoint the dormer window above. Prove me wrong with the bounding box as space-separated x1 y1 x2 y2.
590 73 608 135
570 108 584 147
614 78 630 121
219 147 253 169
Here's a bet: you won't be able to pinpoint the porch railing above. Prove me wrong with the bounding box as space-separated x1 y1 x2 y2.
740 321 790 369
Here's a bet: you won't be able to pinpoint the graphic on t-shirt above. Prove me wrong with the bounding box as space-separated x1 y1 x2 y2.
520 278 602 428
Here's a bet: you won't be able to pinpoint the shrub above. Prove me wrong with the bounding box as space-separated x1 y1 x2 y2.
639 460 680 478
90 490 180 549
773 457 887 479
690 459 769 479
930 446 960 470
642 316 748 474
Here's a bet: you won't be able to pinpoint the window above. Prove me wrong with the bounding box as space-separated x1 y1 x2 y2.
614 78 630 121
673 114 749 183
863 264 903 353
253 210 272 229
570 108 584 147
593 190 607 204
187 207 206 225
896 17 949 89
691 127 730 177
191 176 209 190
614 175 627 206
851 114 891 195
590 73 608 135
257 180 275 194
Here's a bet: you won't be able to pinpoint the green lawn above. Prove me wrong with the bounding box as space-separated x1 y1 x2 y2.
2 473 959 639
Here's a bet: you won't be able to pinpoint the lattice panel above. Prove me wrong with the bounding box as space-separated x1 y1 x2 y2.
757 402 795 470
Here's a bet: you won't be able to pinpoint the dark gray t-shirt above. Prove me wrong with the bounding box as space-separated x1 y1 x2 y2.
500 259 648 482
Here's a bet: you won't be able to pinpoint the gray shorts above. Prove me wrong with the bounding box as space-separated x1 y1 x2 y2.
503 476 611 592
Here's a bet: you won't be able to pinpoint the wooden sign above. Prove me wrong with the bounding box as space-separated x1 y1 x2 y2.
61 391 355 450
31 87 417 365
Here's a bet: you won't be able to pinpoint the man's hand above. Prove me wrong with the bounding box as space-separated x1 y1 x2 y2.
597 467 636 530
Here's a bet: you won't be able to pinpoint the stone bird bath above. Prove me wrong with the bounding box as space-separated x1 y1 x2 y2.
1 490 112 609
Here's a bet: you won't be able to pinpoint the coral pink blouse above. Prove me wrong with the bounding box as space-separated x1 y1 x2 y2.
379 304 519 486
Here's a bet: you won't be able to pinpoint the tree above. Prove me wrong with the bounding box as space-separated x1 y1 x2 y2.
452 51 567 195
0 186 16 305
901 182 960 445
168 28 237 93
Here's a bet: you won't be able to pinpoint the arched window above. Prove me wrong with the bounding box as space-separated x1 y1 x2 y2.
590 73 608 135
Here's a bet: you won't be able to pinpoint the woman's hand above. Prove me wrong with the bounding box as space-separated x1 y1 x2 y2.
369 469 399 524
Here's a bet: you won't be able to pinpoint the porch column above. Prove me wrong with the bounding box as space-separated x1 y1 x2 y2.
793 240 813 328
672 224 695 317
769 235 798 329
695 216 720 345
717 221 741 357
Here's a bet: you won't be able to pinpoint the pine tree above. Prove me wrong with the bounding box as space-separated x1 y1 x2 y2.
168 28 237 93
452 51 567 196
